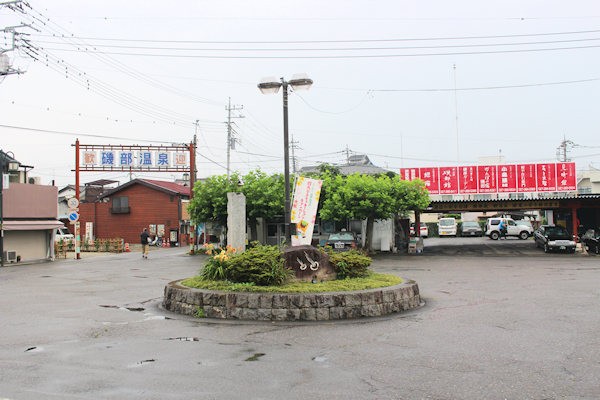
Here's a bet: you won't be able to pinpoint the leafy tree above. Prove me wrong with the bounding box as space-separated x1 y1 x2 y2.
189 170 285 242
319 174 429 251
188 173 241 227
242 170 284 241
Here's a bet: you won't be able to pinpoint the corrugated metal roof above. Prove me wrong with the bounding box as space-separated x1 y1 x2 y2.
430 194 600 203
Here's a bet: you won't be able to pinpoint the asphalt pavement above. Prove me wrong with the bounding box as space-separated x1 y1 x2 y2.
1 243 599 400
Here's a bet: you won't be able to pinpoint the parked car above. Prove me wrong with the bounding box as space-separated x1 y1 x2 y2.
534 225 576 253
325 231 358 251
409 222 428 238
485 217 533 240
438 217 457 237
54 227 74 243
580 228 600 254
460 221 483 237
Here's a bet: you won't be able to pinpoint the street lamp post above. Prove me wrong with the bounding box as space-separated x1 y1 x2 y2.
258 74 313 246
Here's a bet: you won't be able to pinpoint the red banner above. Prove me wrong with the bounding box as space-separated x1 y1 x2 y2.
400 168 419 181
536 163 557 192
497 164 517 193
477 165 498 193
419 167 440 194
458 165 477 194
400 162 576 194
439 166 458 194
556 162 577 191
516 164 537 192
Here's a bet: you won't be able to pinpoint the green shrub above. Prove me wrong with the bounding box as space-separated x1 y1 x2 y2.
200 245 235 281
225 245 292 286
328 249 372 279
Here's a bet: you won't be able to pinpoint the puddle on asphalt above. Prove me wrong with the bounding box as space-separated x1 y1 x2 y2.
245 353 265 362
98 305 145 312
128 359 156 368
164 337 199 341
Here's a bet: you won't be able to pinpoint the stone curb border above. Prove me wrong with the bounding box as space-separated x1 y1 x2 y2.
163 279 421 321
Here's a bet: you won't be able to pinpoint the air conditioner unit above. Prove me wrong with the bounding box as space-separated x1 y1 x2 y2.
28 176 42 185
3 250 17 263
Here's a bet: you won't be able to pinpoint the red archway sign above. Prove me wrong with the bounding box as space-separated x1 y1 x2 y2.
72 139 196 259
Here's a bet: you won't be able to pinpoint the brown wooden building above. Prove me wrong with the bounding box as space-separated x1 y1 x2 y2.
78 179 191 246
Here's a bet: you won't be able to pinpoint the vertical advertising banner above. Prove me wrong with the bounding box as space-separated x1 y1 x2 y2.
399 168 419 181
458 165 478 194
419 167 440 194
291 177 323 246
497 164 517 193
439 166 458 194
536 163 557 192
516 164 537 192
556 162 577 191
477 165 498 193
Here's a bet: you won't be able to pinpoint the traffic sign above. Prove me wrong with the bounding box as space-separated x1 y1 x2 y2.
67 197 79 209
68 211 79 222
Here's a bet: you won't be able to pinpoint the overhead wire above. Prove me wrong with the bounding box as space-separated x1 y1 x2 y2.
34 43 600 58
29 28 600 44
25 5 225 108
30 35 600 52
11 5 223 131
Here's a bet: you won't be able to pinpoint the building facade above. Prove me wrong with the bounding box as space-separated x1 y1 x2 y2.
78 179 191 246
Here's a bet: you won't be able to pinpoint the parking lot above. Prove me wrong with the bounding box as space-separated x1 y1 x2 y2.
1 246 599 399
416 235 578 256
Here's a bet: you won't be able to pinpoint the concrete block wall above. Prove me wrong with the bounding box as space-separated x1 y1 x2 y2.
163 280 421 321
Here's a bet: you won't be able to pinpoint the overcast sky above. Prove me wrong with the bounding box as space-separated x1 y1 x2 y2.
1 0 599 188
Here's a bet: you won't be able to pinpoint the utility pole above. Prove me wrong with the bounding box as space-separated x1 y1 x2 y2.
556 136 576 162
345 145 351 164
226 98 244 178
453 64 460 164
290 136 301 174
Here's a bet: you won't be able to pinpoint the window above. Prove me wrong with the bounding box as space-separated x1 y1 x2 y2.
111 196 130 214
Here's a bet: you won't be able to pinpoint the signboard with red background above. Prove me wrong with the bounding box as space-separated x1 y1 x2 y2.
458 166 478 194
556 162 576 191
400 168 419 182
536 163 557 192
516 164 537 193
477 165 498 193
497 164 517 193
401 162 576 194
419 167 440 194
439 166 458 194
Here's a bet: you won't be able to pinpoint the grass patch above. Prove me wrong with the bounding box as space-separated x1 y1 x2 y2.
181 272 402 293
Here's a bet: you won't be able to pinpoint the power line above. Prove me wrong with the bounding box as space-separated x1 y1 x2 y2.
30 36 600 52
34 43 600 59
29 28 600 44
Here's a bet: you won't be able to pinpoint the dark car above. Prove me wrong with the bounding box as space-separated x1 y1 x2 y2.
460 221 483 237
325 231 358 251
534 225 576 253
581 228 600 254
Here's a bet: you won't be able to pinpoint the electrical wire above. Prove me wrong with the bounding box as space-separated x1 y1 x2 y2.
29 28 600 44
34 43 600 58
30 36 600 52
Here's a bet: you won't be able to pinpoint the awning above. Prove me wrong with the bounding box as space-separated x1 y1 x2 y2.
3 220 64 231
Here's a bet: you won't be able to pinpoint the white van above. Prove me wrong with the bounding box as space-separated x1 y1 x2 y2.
438 217 457 237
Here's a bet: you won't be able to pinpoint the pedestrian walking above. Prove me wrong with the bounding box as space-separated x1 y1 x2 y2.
141 228 150 259
498 219 507 240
